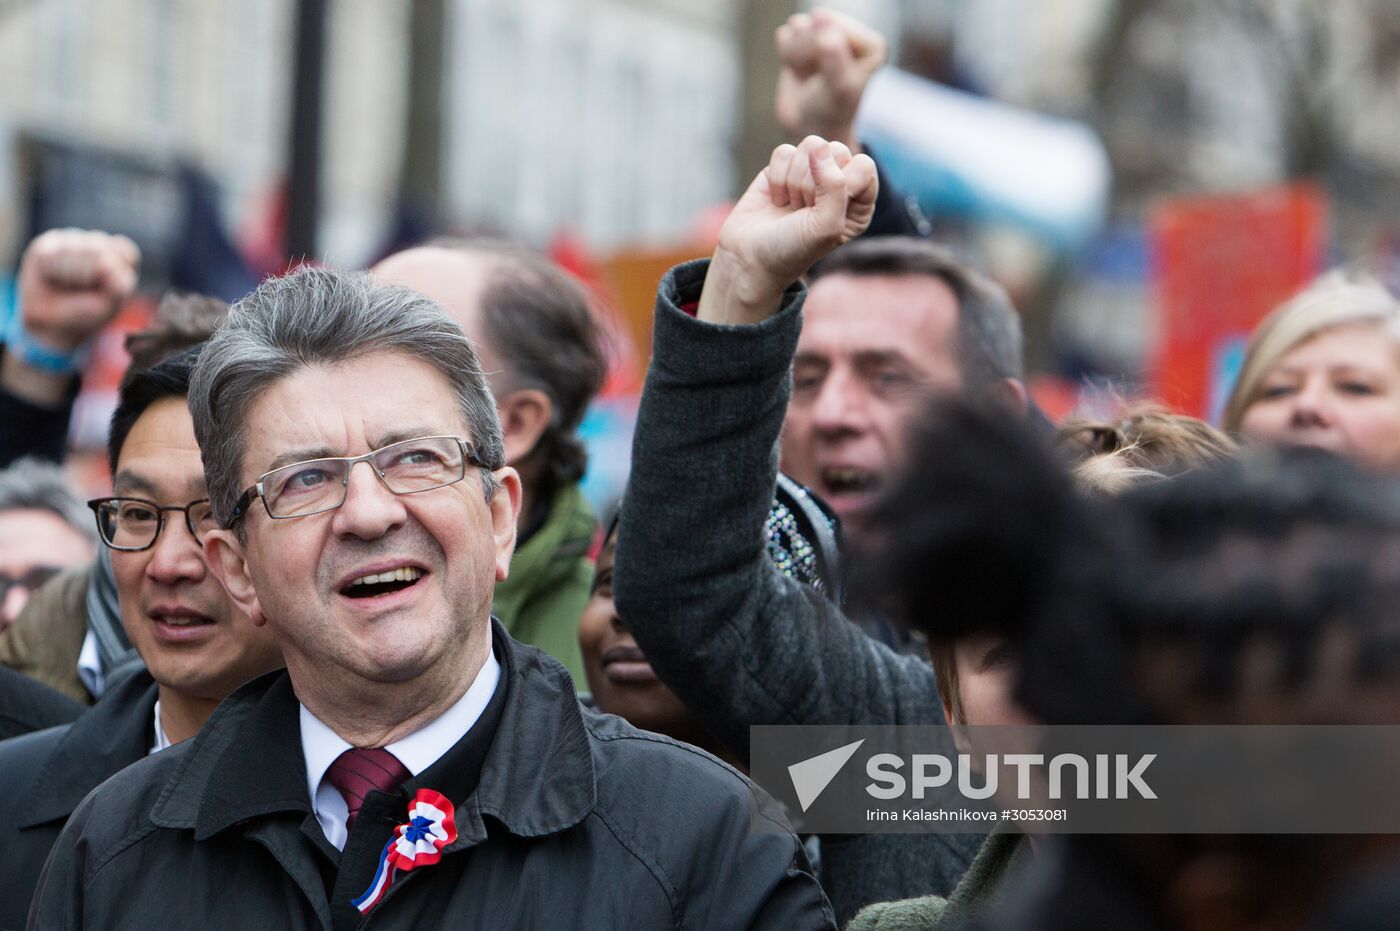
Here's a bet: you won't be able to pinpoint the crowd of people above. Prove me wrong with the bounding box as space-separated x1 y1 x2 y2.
3 9 1400 930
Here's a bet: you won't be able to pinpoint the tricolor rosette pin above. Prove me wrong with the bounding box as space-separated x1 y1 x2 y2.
353 789 459 913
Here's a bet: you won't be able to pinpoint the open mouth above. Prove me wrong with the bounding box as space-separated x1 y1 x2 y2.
820 466 881 497
152 612 214 628
148 607 217 642
340 566 425 599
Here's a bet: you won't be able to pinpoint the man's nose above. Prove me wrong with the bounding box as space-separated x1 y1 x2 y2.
809 371 865 435
145 516 207 585
330 460 407 540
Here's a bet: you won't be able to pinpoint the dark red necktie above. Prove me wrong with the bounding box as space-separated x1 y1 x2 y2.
325 748 412 831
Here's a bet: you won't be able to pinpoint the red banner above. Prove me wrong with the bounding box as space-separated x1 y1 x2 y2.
1149 184 1326 421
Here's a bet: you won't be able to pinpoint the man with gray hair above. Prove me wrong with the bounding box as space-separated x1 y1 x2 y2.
0 457 94 633
0 457 89 740
31 266 834 929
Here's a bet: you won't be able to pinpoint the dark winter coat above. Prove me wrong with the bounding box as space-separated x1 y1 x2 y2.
0 665 83 742
27 622 833 930
0 669 155 930
615 261 982 925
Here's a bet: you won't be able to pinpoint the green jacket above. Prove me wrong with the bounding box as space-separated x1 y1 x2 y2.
846 827 1029 930
492 482 595 687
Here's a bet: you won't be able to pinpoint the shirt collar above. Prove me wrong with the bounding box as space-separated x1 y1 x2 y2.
300 638 502 809
77 628 105 699
170 622 594 844
149 698 173 755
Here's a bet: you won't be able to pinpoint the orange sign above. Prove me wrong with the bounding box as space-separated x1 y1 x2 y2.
1150 184 1326 421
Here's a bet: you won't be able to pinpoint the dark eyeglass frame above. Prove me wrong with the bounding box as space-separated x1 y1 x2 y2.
227 435 484 529
86 496 216 552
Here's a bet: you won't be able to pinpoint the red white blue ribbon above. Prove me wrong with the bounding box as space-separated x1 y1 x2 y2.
352 789 458 914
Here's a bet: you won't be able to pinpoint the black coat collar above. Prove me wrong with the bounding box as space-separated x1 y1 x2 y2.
188 670 312 838
18 669 157 829
159 619 596 844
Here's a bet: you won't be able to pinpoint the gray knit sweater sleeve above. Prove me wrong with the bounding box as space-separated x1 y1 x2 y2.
614 259 945 765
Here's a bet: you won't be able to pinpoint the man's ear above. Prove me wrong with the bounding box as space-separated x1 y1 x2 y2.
995 377 1030 418
498 389 552 465
204 530 266 626
488 467 523 582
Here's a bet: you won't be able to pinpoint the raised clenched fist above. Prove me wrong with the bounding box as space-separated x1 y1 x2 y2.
18 228 142 353
697 135 877 326
774 8 887 152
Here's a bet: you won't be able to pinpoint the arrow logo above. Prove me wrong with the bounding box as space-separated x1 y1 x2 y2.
788 739 865 812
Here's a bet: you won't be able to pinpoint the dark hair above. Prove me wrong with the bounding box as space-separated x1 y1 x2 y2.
867 401 1400 729
1015 451 1400 929
124 292 228 371
866 404 1400 923
808 236 1023 391
1020 449 1400 726
107 345 203 474
854 398 1095 647
428 238 607 500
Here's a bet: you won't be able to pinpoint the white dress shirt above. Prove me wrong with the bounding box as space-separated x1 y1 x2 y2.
149 699 172 755
77 630 105 699
300 645 501 851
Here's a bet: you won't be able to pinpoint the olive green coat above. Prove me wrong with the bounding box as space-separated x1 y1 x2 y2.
847 827 1030 930
492 482 596 687
0 564 90 703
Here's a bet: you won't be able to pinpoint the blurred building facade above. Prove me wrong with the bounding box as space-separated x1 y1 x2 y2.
4 0 1399 393
444 0 740 250
0 0 742 266
886 0 1400 386
0 0 406 264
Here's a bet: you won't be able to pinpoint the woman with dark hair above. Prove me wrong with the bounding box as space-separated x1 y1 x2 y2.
991 449 1400 930
854 397 1400 929
852 398 1244 929
847 402 1089 930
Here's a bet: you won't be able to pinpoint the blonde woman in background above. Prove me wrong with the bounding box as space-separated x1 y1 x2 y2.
1224 271 1400 471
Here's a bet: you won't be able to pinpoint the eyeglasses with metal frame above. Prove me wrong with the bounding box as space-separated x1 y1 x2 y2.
226 434 484 529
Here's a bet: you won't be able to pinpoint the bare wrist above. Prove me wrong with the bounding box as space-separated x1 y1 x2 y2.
22 324 87 354
1 349 73 406
697 247 787 325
